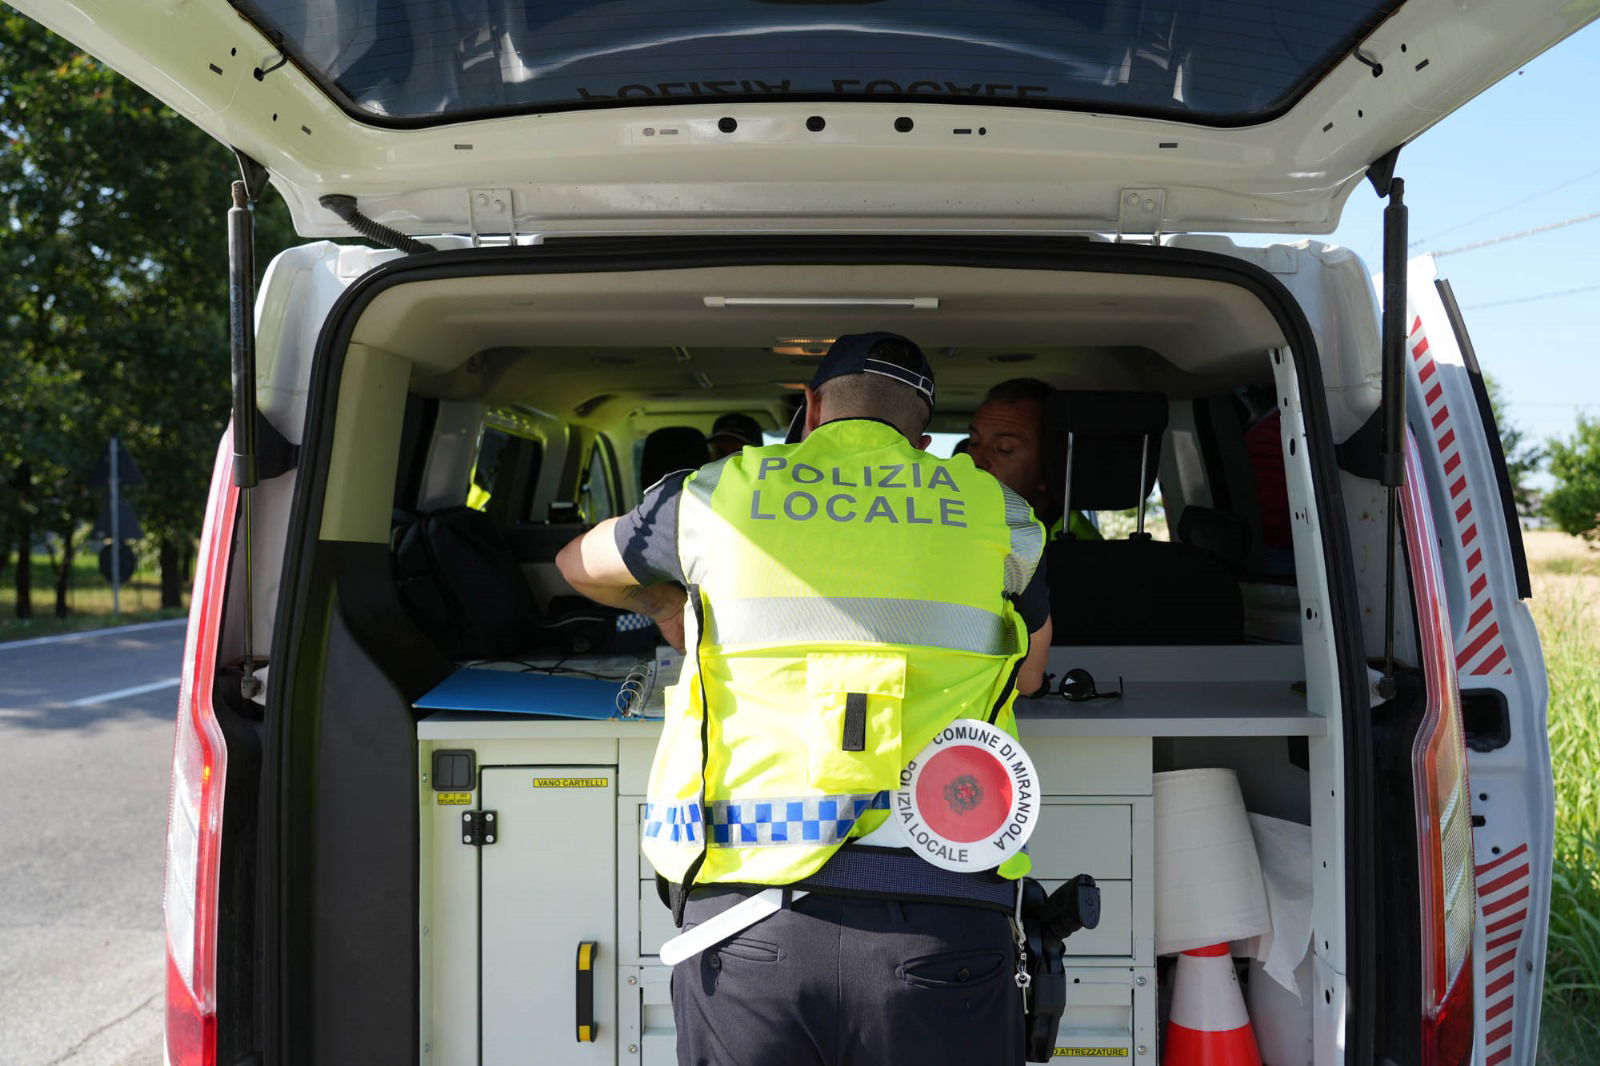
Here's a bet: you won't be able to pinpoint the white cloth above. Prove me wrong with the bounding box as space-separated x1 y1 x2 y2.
1231 813 1314 998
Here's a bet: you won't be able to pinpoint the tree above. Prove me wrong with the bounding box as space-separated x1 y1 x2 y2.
1544 415 1600 545
1 13 296 616
1483 375 1545 520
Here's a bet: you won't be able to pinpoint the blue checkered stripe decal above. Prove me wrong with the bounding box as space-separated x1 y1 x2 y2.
644 791 890 846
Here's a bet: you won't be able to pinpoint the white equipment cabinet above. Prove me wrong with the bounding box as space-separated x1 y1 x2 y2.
417 647 1320 1064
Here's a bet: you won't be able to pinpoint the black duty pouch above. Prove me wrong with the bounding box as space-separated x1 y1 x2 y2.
1021 874 1102 1063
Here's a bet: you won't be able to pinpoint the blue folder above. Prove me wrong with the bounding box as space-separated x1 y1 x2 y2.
413 667 622 719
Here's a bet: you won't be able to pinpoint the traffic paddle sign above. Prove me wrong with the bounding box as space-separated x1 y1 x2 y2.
890 719 1040 872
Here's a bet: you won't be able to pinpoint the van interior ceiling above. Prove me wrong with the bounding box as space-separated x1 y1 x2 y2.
269 253 1379 1063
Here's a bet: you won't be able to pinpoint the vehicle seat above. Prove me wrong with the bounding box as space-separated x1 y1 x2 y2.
1041 390 1244 644
639 426 710 488
1176 505 1252 572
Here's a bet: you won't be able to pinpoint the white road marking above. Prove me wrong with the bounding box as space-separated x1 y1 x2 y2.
0 617 186 652
67 678 182 707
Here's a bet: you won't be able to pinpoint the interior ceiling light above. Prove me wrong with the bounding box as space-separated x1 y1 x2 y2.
772 335 836 357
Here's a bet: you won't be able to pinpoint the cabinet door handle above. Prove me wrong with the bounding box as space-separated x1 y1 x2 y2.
575 940 598 1042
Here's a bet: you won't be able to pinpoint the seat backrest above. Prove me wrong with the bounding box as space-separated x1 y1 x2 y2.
1040 390 1244 644
1046 537 1245 644
640 426 710 488
1176 505 1251 571
1042 390 1169 515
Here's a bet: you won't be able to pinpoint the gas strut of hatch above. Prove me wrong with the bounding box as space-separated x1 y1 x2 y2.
228 158 262 700
1369 150 1407 700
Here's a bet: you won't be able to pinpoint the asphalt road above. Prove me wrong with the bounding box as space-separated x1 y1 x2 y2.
0 619 188 1066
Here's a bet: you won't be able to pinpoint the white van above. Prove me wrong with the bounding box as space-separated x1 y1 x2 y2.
16 1 1588 1063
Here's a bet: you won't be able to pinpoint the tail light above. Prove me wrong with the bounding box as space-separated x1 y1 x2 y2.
164 429 239 1066
1401 430 1477 1065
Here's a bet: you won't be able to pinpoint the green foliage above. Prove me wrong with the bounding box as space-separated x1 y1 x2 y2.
1544 416 1600 543
0 12 296 615
1536 585 1600 1045
1484 375 1546 518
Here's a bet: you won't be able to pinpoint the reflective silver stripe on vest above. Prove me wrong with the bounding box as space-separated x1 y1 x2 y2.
707 596 1012 655
999 483 1044 595
687 455 730 501
678 461 725 587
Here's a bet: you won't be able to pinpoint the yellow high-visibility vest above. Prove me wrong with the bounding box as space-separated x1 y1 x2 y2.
642 419 1043 888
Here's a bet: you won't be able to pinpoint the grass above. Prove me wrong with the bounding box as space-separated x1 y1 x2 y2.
0 550 185 643
1526 531 1600 1064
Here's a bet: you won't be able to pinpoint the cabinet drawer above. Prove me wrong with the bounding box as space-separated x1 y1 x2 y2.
1053 966 1157 1059
1028 803 1131 881
1042 879 1133 958
1024 736 1150 795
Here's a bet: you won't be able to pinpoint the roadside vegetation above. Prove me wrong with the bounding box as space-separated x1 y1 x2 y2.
0 16 296 623
1528 531 1600 1064
0 550 182 642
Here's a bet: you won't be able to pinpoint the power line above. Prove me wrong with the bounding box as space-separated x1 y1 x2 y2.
1409 164 1600 249
1431 210 1600 257
1464 280 1600 310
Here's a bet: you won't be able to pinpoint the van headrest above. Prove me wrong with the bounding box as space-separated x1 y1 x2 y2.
1042 390 1168 512
640 426 710 487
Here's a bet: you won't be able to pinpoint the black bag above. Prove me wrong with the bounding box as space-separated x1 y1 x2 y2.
391 507 543 661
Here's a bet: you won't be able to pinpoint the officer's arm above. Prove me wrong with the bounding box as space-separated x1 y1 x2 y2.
1018 617 1052 695
556 519 687 650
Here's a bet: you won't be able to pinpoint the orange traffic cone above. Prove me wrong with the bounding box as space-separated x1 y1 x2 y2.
1163 944 1263 1066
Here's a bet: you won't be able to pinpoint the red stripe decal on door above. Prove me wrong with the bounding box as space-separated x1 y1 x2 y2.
1482 883 1530 916
1457 622 1502 667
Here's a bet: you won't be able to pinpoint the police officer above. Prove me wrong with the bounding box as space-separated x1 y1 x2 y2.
556 333 1052 1065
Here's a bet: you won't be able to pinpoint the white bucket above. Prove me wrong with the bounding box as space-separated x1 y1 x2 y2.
1153 768 1271 956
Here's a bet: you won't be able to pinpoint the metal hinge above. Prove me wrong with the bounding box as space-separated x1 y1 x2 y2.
1115 188 1166 243
467 188 516 246
461 809 499 846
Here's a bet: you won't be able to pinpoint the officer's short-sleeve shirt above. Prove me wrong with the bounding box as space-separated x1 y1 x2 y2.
612 467 1051 633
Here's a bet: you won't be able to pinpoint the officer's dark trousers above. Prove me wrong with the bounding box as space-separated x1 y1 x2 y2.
673 887 1025 1066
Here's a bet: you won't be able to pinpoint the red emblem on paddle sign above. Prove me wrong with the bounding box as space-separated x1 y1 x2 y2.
894 719 1038 872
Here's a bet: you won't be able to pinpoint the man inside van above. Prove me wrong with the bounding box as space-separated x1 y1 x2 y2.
967 376 1100 541
557 332 1051 1065
706 411 764 460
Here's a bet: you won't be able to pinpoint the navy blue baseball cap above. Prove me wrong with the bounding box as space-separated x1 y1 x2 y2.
785 332 936 441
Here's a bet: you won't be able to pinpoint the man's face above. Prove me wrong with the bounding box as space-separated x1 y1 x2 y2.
968 398 1049 511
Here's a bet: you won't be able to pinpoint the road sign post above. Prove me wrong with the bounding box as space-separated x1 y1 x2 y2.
109 438 120 615
90 438 144 616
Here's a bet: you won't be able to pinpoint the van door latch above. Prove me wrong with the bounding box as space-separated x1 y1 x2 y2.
468 188 516 246
1115 188 1166 243
461 810 499 846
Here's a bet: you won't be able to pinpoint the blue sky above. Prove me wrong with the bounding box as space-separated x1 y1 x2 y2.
1280 21 1600 456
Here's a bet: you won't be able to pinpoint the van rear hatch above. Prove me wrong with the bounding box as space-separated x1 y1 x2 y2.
15 0 1597 237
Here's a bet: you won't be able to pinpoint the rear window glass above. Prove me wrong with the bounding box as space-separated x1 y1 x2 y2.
236 0 1401 126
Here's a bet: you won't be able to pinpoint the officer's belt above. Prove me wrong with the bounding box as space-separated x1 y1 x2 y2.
660 846 1017 966
793 844 1016 910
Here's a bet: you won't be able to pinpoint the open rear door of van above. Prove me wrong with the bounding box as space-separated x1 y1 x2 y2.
1402 253 1553 1066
